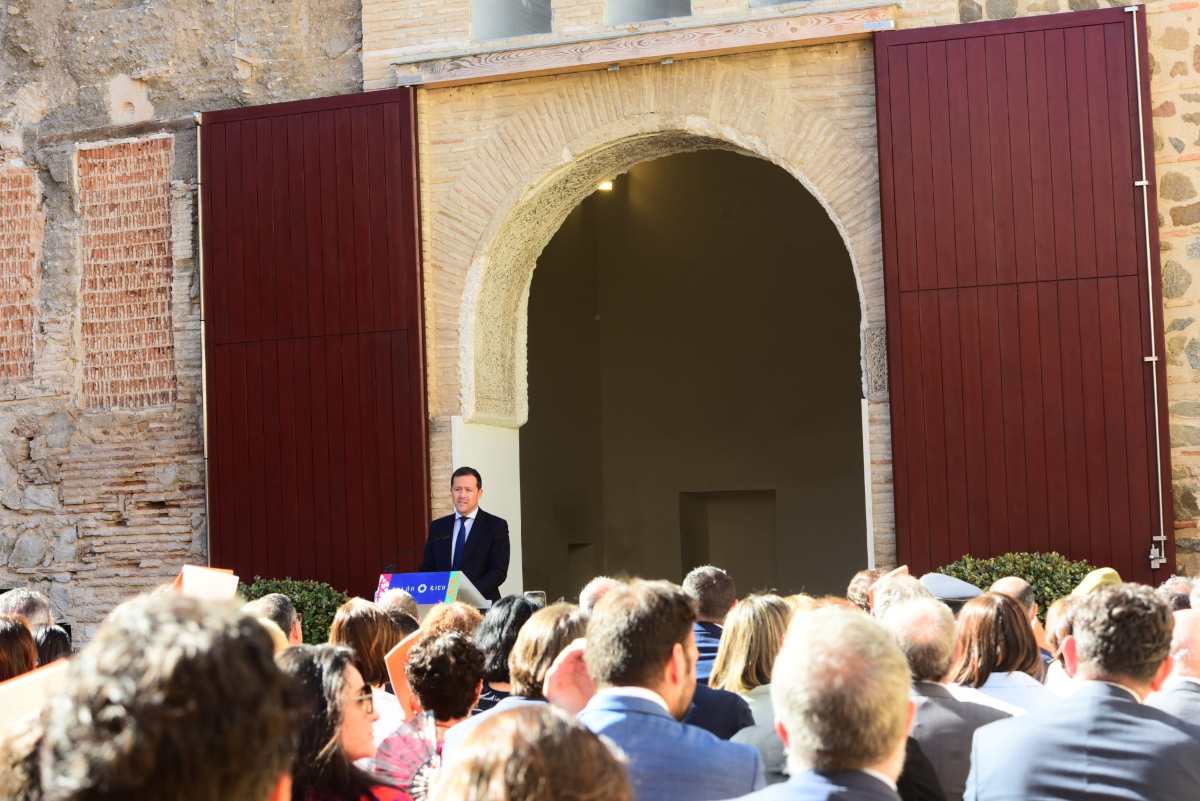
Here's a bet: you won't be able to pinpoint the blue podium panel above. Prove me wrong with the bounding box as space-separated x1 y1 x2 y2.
375 572 454 604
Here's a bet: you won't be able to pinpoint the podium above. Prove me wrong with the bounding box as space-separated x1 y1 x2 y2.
375 570 491 615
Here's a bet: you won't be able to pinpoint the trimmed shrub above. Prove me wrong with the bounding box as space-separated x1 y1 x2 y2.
935 552 1097 622
240 576 349 645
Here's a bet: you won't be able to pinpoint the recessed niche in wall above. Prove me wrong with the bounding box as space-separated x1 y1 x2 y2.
607 0 692 25
680 490 777 594
472 0 552 41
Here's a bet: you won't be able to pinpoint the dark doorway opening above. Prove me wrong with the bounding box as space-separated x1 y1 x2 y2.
519 150 866 601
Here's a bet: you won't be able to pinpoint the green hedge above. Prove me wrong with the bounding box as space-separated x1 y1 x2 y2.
240 577 349 645
936 551 1097 622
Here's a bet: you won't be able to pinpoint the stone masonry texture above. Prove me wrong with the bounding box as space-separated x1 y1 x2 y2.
77 136 177 410
0 0 361 642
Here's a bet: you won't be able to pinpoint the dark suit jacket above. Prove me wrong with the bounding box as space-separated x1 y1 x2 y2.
732 769 901 801
578 692 765 801
965 681 1200 800
695 621 723 682
684 681 755 739
909 682 1010 801
418 509 509 601
1147 679 1200 722
898 737 947 801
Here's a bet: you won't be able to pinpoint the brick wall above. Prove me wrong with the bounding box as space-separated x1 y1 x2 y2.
77 137 177 410
0 163 40 382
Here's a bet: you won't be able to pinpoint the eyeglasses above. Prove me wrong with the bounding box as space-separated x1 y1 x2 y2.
353 691 375 714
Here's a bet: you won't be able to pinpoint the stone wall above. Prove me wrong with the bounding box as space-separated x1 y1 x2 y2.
0 0 362 640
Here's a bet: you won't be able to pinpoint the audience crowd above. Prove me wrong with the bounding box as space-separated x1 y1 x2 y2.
0 565 1199 801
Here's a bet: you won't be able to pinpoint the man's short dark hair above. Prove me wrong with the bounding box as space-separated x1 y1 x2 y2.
682 565 736 621
407 631 485 721
32 593 301 801
243 593 298 637
451 466 483 489
1073 583 1173 683
0 588 53 628
585 579 697 688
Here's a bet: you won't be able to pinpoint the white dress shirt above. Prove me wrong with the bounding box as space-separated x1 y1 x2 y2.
968 670 1052 714
449 507 479 565
593 685 672 714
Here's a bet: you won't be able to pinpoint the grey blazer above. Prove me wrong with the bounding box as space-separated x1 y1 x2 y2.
909 683 1010 801
965 681 1200 801
1147 678 1200 722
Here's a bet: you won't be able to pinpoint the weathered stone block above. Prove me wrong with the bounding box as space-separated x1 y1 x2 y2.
1172 423 1200 446
1161 170 1197 201
10 531 47 568
53 527 77 563
1164 260 1192 298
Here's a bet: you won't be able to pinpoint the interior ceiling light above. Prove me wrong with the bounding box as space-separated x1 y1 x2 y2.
597 180 614 192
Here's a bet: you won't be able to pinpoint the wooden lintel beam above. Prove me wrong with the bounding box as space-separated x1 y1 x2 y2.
395 7 898 89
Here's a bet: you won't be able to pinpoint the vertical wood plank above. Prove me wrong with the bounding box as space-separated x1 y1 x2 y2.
900 292 931 568
1018 284 1049 552
966 37 998 286
1076 279 1112 567
986 35 1017 285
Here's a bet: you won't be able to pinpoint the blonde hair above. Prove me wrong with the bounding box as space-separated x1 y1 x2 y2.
708 594 792 694
423 602 483 637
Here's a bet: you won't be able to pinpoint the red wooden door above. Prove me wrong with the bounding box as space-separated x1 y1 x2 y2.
876 8 1173 583
200 89 429 596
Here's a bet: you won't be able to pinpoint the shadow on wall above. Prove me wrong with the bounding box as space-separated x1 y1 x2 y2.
520 149 866 601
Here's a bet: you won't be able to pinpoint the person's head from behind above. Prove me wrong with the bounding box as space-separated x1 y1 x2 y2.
682 565 736 624
33 624 71 665
0 588 53 628
378 588 420 620
772 608 913 781
475 594 539 687
1062 583 1173 697
36 593 300 801
1157 576 1193 611
578 576 620 613
870 575 933 619
451 466 483 517
847 568 885 612
880 598 956 682
328 598 402 689
949 592 1040 688
0 614 37 681
1168 609 1200 680
1044 595 1078 663
708 594 792 694
407 631 485 723
388 609 420 638
989 576 1038 621
244 593 303 645
430 705 631 801
508 602 589 700
276 644 382 800
584 579 698 719
423 602 483 637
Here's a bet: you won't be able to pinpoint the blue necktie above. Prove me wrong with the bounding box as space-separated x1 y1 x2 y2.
451 516 468 571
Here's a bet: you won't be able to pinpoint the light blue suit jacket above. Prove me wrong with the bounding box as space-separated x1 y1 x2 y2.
730 770 901 801
577 691 766 801
965 681 1200 800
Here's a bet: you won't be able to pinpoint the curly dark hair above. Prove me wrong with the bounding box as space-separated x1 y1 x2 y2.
29 594 302 801
277 644 395 801
1073 583 1173 683
407 631 485 721
474 594 540 684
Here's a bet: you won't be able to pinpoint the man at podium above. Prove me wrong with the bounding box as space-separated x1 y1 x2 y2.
419 466 510 602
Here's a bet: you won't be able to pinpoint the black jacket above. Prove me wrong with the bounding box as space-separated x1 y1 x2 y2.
418 509 510 601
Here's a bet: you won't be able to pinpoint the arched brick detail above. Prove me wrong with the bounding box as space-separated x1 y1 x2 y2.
418 52 895 566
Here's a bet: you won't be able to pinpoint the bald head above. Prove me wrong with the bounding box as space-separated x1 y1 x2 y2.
1170 609 1200 678
881 599 956 682
990 577 1036 617
579 576 621 613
